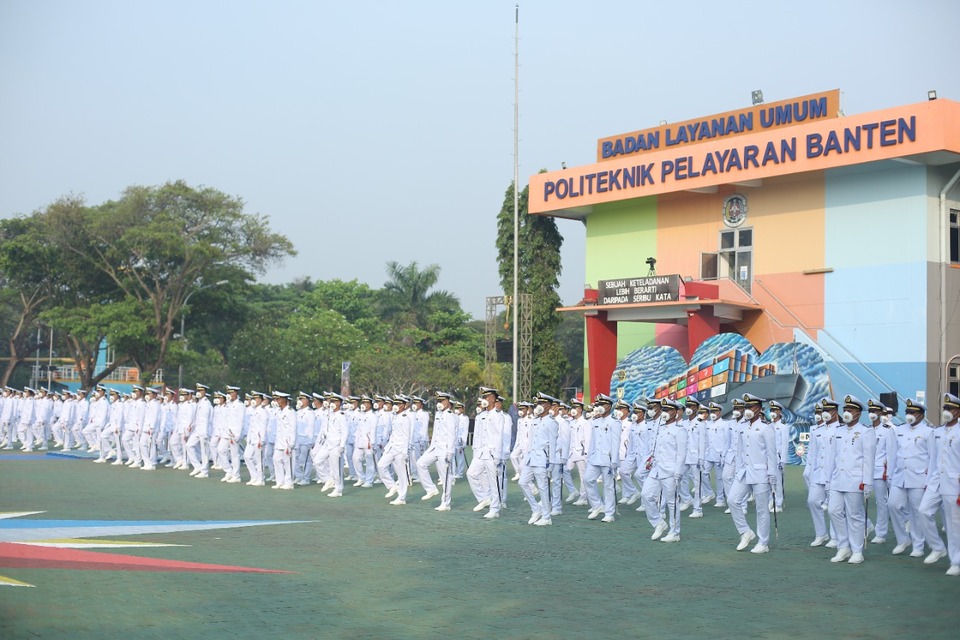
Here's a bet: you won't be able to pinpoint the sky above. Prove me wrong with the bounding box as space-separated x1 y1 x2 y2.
2 0 958 318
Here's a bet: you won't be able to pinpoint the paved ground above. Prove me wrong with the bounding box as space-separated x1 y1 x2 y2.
0 450 957 639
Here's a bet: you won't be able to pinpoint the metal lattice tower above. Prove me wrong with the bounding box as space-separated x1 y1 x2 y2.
485 294 532 402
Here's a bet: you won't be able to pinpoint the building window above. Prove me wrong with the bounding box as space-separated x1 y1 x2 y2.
702 228 754 293
950 209 959 263
950 358 960 397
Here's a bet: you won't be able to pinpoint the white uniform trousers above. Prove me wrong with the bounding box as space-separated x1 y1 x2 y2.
454 447 466 478
185 431 209 472
584 464 617 518
31 421 48 449
352 446 375 485
243 442 264 483
549 463 566 512
872 478 890 538
807 482 830 539
731 481 772 547
272 446 293 487
139 430 157 469
619 458 640 501
939 496 960 570
294 444 313 484
169 428 187 466
771 465 784 509
519 465 550 519
703 460 724 503
217 437 241 479
262 443 275 480
828 489 867 554
466 458 501 513
377 448 408 500
641 475 679 535
123 429 141 464
1 421 11 448
680 463 701 510
98 426 121 461
314 445 343 492
416 447 448 496
918 487 947 553
889 486 927 553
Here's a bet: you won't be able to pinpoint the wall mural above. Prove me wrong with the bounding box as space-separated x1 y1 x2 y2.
609 333 832 465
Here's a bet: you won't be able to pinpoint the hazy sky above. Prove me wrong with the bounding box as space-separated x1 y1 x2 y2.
2 0 958 318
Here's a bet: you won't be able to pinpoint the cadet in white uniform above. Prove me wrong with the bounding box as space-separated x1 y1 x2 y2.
917 394 960 568
728 394 778 554
931 393 960 576
467 387 509 518
317 393 349 497
703 401 726 508
243 392 269 486
805 399 837 547
416 392 457 508
641 399 687 541
549 401 572 516
565 400 589 505
888 399 936 557
352 396 378 487
679 398 705 515
380 395 413 505
519 394 557 525
219 387 245 483
583 394 622 523
769 400 790 512
824 396 876 564
867 399 896 544
270 392 296 490
138 388 161 470
617 400 641 506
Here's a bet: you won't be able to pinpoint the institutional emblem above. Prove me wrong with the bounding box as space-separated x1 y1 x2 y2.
722 194 748 228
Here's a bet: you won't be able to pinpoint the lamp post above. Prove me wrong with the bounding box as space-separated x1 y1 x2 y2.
177 280 228 389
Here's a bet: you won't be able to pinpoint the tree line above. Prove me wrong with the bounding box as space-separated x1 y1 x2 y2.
0 180 582 399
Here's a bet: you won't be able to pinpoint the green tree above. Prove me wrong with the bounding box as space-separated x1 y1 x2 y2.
41 181 295 385
379 261 460 346
495 180 568 395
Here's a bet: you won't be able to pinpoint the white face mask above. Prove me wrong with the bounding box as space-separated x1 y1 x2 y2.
943 410 956 423
392 405 400 414
533 405 545 417
684 407 694 417
548 408 558 417
629 413 639 422
881 414 891 424
743 409 755 420
613 409 624 420
479 398 489 409
592 407 604 418
454 408 462 415
868 412 879 422
905 414 917 425
322 401 330 409
842 411 856 424
709 412 719 421
571 409 580 418
814 413 823 424
270 400 278 409
732 410 742 420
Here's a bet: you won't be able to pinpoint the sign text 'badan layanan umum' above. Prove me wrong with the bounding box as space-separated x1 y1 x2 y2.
530 89 951 212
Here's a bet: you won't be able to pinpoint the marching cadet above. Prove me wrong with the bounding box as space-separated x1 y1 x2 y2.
549 400 572 516
888 399 936 558
519 393 557 525
17 387 36 451
678 398 705 516
467 387 508 518
616 399 641 507
97 389 124 464
373 395 394 484
583 394 621 523
158 388 177 465
70 389 90 451
379 394 413 505
931 393 960 576
916 394 959 567
33 387 53 451
218 387 245 483
270 392 296 490
453 400 469 479
170 388 193 469
293 392 315 486
316 393 348 497
703 402 727 508
641 399 687 541
688 402 710 518
82 386 107 453
417 392 458 510
510 402 531 482
493 395 513 507
56 391 76 450
634 398 662 515
768 401 789 513
805 400 836 547
867 399 896 544
244 392 269 486
408 396 428 482
138 388 161 470
351 396 378 487
567 399 590 506
186 384 213 478
824 395 876 564
0 387 16 449
310 393 331 487
123 386 145 468
728 394 778 554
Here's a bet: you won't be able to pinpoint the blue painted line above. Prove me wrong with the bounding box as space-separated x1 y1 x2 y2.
0 454 60 461
0 519 294 529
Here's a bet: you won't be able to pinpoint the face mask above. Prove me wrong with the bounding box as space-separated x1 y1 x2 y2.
533 405 545 416
814 413 823 424
684 407 694 417
646 409 656 419
548 408 558 417
943 410 956 423
614 409 624 420
629 413 639 422
454 408 462 415
743 409 755 420
881 414 891 424
868 412 879 422
270 400 278 409
905 414 917 425
479 398 489 409
392 405 400 414
732 410 742 420
842 411 856 424
591 407 602 418
322 401 330 409
709 412 719 421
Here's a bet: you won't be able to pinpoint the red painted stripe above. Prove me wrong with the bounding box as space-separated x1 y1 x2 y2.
0 542 290 574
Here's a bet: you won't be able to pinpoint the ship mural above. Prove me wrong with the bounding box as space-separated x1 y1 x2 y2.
609 333 832 465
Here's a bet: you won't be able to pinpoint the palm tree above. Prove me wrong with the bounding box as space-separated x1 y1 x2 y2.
380 261 460 341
